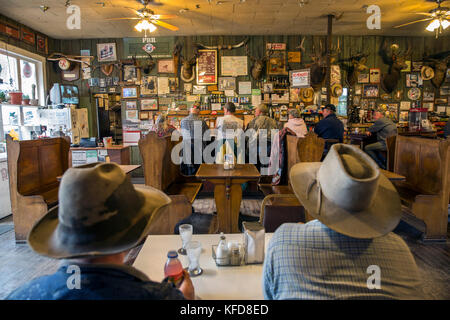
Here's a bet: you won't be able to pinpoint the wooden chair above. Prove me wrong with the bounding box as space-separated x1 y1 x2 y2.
258 132 325 196
6 136 70 242
393 135 449 241
139 132 202 204
386 135 397 171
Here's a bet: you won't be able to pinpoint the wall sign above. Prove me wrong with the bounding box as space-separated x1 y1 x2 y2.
221 56 247 76
123 37 173 59
97 43 117 62
290 69 310 88
20 27 35 45
197 50 217 85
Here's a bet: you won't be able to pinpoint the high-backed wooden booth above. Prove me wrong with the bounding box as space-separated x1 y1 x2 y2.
6 136 70 242
393 136 449 241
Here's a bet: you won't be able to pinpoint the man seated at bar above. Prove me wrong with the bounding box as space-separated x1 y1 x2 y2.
215 102 244 161
364 108 397 170
180 104 209 175
151 114 177 137
263 144 422 299
6 163 195 300
314 104 344 157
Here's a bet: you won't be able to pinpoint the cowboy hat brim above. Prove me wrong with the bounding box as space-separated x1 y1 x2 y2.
289 162 402 239
27 185 171 259
421 67 434 81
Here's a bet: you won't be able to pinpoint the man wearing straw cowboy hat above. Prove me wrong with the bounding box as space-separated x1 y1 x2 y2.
7 163 195 300
263 144 422 299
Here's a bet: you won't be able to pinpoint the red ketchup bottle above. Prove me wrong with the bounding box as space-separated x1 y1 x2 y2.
164 251 184 287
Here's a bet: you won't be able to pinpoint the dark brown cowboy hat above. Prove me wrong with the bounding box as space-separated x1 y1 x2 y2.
28 162 171 259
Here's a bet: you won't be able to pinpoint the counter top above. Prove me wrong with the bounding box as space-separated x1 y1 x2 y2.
70 145 129 150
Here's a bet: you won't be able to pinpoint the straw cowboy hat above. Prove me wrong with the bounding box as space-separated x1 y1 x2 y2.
28 162 171 259
289 144 401 239
331 83 343 97
420 66 434 81
300 87 315 102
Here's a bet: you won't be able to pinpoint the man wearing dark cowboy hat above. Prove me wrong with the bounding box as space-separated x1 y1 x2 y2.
263 144 422 300
7 163 195 300
314 104 344 157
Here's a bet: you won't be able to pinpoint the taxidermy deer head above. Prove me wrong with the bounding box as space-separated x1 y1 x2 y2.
180 49 198 82
423 51 450 88
338 52 369 86
299 37 327 88
142 53 156 74
379 40 411 93
246 44 273 81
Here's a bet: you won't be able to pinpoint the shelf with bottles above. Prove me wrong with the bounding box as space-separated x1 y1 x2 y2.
264 76 290 91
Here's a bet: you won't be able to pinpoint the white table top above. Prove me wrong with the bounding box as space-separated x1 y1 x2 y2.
133 233 273 300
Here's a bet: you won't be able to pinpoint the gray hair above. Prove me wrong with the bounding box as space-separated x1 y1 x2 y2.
257 104 269 115
289 109 301 118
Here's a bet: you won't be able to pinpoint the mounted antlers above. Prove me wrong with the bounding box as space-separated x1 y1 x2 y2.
338 52 369 86
197 38 249 50
379 39 412 93
180 47 199 82
246 44 273 81
423 51 450 88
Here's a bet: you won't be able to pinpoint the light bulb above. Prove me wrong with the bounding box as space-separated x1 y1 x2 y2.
441 19 450 30
426 19 440 31
134 19 157 33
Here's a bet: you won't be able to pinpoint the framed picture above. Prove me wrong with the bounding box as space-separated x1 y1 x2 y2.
290 69 310 88
288 51 301 63
184 83 192 93
20 27 35 45
140 112 150 120
423 102 434 111
387 103 399 122
197 49 217 85
192 85 207 95
440 86 450 96
141 76 157 95
157 59 175 73
435 97 448 104
361 99 369 109
358 73 369 84
423 91 435 101
97 43 117 62
406 73 419 87
369 68 380 84
412 61 423 72
140 98 158 111
218 77 236 91
126 100 137 110
36 34 48 54
400 101 411 110
263 83 273 93
126 110 139 122
168 77 179 93
122 64 140 83
354 84 362 96
122 86 138 99
267 50 287 75
363 84 379 98
290 88 301 102
353 95 361 106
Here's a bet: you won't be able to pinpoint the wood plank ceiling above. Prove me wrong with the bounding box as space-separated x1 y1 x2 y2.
0 0 447 38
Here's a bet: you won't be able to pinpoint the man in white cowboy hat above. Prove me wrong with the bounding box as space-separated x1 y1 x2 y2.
364 108 397 170
263 144 422 300
6 162 195 300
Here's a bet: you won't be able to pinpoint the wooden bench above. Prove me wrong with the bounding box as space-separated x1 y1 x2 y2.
139 132 202 204
259 132 325 196
6 136 70 242
392 135 449 241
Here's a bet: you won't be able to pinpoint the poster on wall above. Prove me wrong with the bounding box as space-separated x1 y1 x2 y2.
140 98 158 111
221 56 248 76
218 77 236 91
36 34 48 54
97 43 117 62
141 76 157 95
267 50 287 75
239 81 252 95
369 68 381 84
197 50 217 85
20 27 35 45
157 77 170 95
290 69 310 88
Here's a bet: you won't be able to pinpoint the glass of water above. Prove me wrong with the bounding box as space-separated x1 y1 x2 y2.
178 224 193 255
186 240 203 276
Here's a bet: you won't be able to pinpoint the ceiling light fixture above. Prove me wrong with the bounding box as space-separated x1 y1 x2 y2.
135 19 157 36
426 17 449 38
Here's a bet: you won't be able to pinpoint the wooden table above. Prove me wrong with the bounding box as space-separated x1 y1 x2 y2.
133 233 273 300
196 164 261 233
69 145 130 167
381 169 406 182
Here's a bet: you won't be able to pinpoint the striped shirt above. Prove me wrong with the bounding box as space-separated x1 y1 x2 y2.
263 220 423 300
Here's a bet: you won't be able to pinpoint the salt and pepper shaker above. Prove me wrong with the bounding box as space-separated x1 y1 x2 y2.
215 232 230 266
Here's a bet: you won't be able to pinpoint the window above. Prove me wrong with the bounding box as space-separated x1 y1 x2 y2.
0 48 44 105
337 87 348 116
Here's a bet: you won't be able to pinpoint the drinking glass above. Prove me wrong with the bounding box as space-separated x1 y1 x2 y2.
178 224 193 255
186 240 203 276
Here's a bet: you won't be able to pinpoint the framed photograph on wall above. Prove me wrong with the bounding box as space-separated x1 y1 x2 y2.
126 100 137 109
192 85 207 95
157 59 175 73
218 77 236 91
122 64 140 83
141 76 157 95
400 101 411 110
363 84 379 98
422 91 434 101
140 98 158 111
267 50 287 75
354 84 362 95
196 49 217 85
358 73 369 84
140 112 150 120
369 68 380 84
97 43 117 62
423 102 434 111
168 77 179 93
121 86 138 99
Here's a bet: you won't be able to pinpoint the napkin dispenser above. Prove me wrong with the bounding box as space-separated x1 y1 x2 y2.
243 222 265 264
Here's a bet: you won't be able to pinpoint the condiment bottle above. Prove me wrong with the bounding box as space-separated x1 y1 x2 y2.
164 250 184 287
215 233 230 266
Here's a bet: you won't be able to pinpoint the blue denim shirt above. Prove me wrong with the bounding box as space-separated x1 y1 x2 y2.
6 263 185 300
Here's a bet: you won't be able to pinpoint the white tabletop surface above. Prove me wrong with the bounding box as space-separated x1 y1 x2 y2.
133 233 273 300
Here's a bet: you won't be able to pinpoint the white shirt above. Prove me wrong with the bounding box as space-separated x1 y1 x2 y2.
216 114 244 139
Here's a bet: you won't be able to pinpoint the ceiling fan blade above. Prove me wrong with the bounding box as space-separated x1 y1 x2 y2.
413 12 434 16
105 17 141 20
150 14 177 19
125 7 142 16
393 18 433 28
152 19 179 31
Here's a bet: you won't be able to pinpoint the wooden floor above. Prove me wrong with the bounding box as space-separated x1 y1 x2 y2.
0 200 448 300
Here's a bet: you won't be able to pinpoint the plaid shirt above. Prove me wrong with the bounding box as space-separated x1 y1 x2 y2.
263 220 423 300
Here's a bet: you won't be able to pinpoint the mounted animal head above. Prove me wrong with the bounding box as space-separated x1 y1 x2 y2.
173 41 183 73
246 44 273 81
338 52 369 86
180 48 198 82
299 37 327 87
142 53 156 74
379 40 411 93
424 51 450 88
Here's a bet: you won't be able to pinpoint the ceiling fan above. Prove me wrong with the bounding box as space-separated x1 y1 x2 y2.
393 0 449 38
106 0 178 34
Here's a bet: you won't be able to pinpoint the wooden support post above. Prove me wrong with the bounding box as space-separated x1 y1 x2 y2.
326 14 333 105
